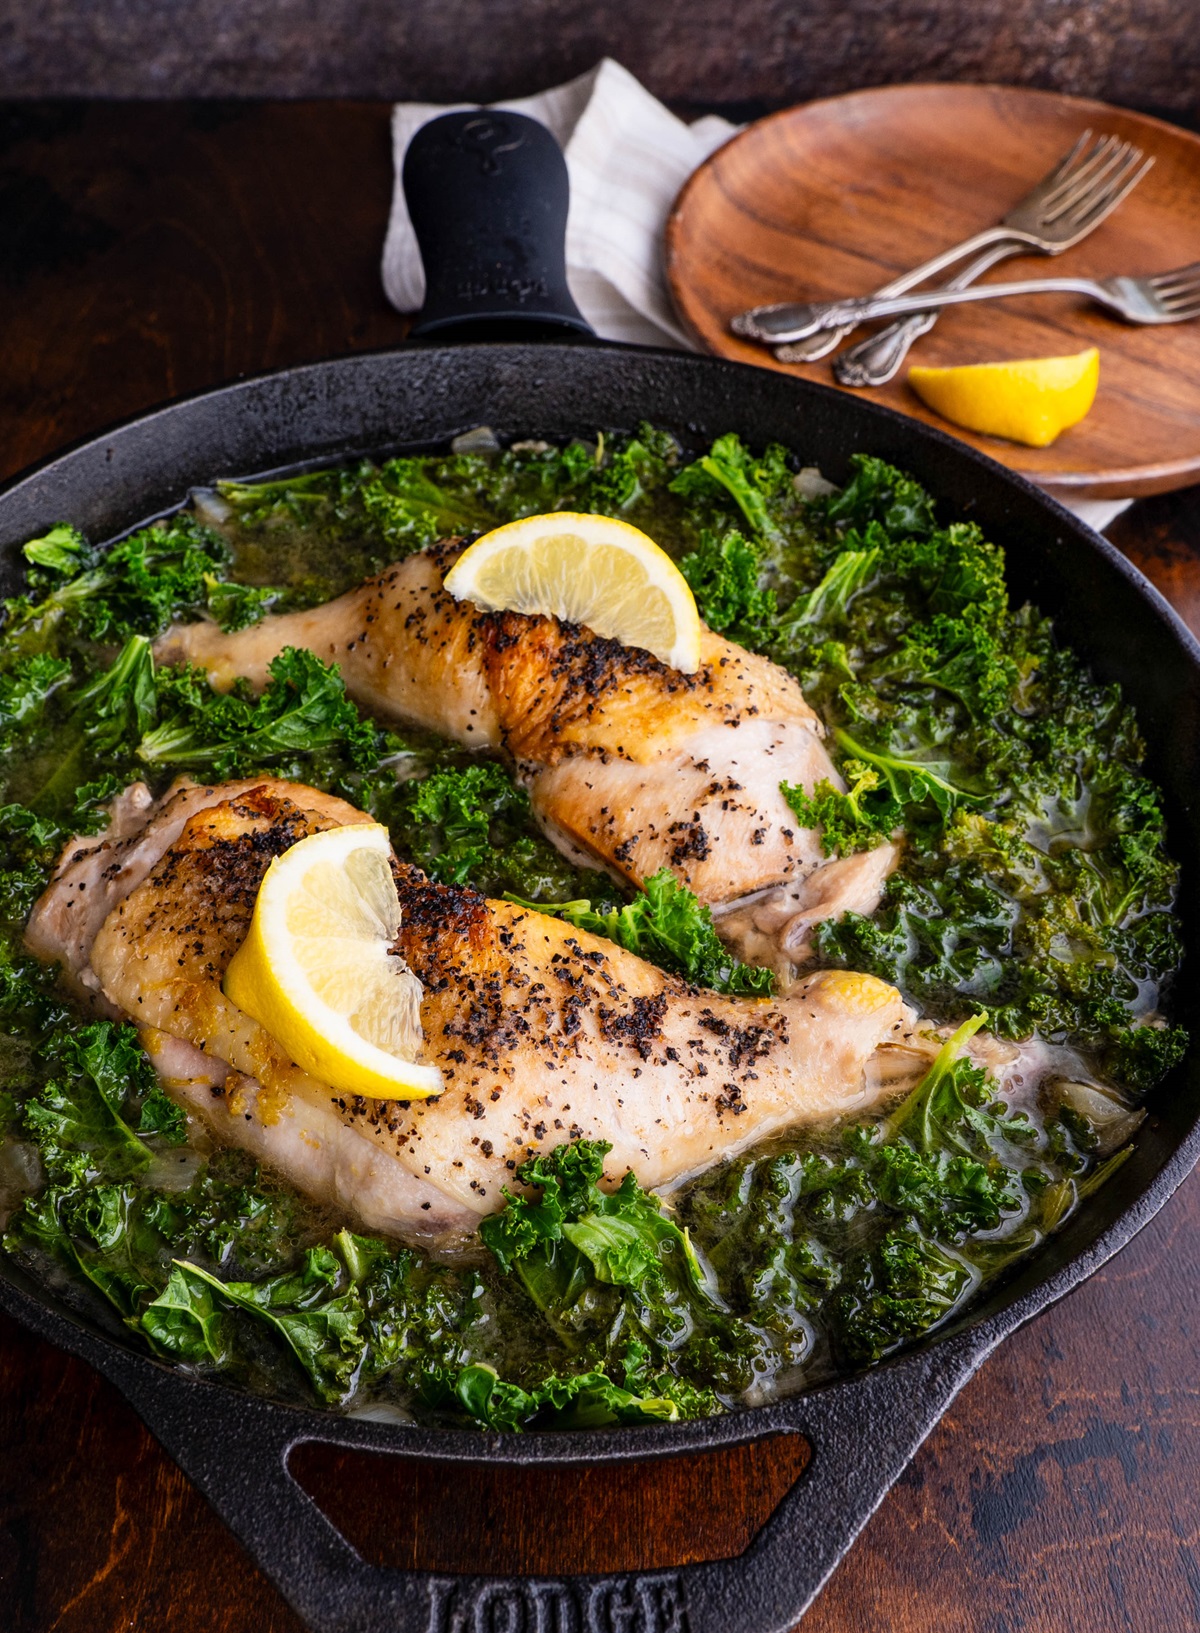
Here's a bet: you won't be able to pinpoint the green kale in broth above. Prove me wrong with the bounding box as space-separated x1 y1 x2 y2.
394 760 618 907
677 449 1184 1078
0 425 1186 1426
4 514 233 648
515 870 775 997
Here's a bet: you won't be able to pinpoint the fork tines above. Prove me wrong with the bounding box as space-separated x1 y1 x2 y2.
1038 131 1153 228
1148 262 1200 316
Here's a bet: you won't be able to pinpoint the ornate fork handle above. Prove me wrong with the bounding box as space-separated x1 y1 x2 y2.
731 222 1038 343
782 274 1107 340
823 242 1027 384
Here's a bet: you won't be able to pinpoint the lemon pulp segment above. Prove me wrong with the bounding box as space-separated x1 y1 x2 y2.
442 511 702 673
223 823 443 1101
908 348 1099 448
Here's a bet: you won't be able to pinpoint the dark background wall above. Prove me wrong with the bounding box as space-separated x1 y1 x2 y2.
0 0 1198 120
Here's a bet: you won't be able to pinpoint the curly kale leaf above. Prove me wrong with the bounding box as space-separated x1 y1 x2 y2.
453 1362 684 1431
397 761 530 886
393 760 619 905
477 1140 750 1403
781 546 880 631
21 524 87 577
139 1264 232 1365
154 1250 367 1401
834 1228 975 1363
585 425 679 511
512 869 775 996
678 529 778 648
5 514 233 647
138 646 380 776
399 761 524 885
857 1015 1034 1236
0 654 71 753
885 1016 1020 1149
815 798 1185 1080
820 453 937 539
357 462 498 548
0 802 71 924
202 576 280 633
1096 1010 1187 1094
832 725 984 822
782 762 901 857
669 433 797 542
12 1181 165 1320
20 1021 184 1184
133 1224 483 1403
72 634 158 752
478 1140 705 1293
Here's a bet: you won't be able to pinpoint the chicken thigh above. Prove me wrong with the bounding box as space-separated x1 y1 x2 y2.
155 543 897 977
29 780 931 1241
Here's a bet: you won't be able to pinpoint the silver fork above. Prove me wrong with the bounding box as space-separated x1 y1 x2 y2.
735 131 1153 350
759 260 1200 337
829 244 1026 385
812 135 1151 378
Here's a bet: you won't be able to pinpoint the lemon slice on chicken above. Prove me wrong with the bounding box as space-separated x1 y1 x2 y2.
443 512 702 673
223 824 442 1101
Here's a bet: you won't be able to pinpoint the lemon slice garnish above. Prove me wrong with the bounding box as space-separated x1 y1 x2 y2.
223 824 443 1101
908 348 1099 448
442 511 702 674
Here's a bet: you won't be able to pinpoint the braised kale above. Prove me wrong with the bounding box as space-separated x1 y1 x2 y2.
215 425 682 557
515 870 775 997
681 1017 1084 1366
477 1140 751 1414
0 426 1185 1425
679 448 1184 1085
138 647 382 777
393 760 615 906
4 514 233 646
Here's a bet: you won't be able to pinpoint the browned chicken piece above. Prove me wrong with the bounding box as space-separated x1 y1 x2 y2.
23 774 369 1012
156 548 503 748
154 543 897 976
30 780 931 1241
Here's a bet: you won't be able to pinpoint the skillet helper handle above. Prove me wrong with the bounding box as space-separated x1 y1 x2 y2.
404 109 593 341
98 1327 987 1633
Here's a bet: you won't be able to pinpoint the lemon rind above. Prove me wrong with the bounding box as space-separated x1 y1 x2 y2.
223 824 443 1102
442 511 702 674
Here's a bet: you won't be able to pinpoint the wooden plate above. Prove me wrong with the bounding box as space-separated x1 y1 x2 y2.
665 85 1200 499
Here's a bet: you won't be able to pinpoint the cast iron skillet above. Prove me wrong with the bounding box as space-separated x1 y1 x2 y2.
1 113 1199 1633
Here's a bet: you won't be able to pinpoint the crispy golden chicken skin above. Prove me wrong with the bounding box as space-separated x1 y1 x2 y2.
155 544 898 969
29 780 930 1241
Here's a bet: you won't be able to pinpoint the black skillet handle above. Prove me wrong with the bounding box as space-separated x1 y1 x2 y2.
91 1320 990 1633
403 109 594 341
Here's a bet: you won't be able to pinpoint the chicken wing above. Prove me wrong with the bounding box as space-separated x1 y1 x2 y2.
30 780 931 1241
155 543 897 975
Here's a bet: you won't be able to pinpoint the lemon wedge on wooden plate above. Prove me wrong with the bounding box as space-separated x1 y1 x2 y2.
908 347 1100 448
442 511 702 673
223 824 442 1101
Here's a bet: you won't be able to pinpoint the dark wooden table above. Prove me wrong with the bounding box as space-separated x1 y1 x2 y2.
2 101 1200 1633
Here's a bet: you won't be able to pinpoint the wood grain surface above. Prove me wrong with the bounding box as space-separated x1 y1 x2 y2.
666 84 1200 500
2 100 1200 1633
0 0 1199 122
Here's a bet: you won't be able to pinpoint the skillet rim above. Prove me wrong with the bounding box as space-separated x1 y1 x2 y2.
0 337 1197 1466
